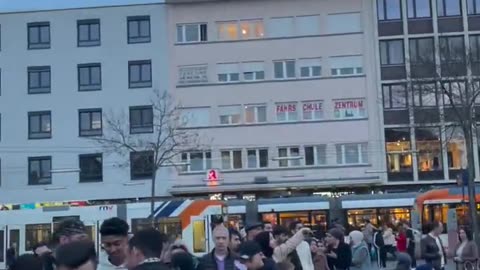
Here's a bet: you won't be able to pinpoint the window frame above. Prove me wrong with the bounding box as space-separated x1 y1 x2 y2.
77 19 100 47
382 84 408 109
220 149 243 170
380 39 405 66
79 153 103 182
127 16 151 44
437 0 462 17
28 111 52 139
129 106 154 134
247 148 269 169
278 146 301 167
128 60 152 88
440 36 466 64
273 60 296 79
28 66 51 94
335 143 368 165
77 63 102 91
130 151 154 180
304 145 327 166
302 101 323 120
27 22 50 49
245 104 267 124
407 0 432 18
468 0 480 14
181 151 212 172
28 156 52 185
471 35 480 63
217 20 264 41
78 109 102 137
176 23 207 43
275 102 298 122
219 105 241 125
409 37 435 65
377 0 402 21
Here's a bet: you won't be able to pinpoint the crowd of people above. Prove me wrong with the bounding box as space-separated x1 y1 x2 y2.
4 217 480 270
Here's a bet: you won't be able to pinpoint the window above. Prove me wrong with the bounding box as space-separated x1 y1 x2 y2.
129 106 153 133
336 143 368 164
180 107 210 127
130 151 153 179
178 65 208 84
278 147 300 167
28 156 51 185
129 60 152 88
383 84 407 109
296 15 320 36
437 0 462 16
79 109 102 136
221 150 243 170
245 104 267 123
299 58 321 78
330 56 363 76
219 105 241 125
408 0 432 18
268 17 294 37
416 127 443 179
334 99 367 119
305 145 327 166
274 60 296 79
302 101 323 120
28 66 51 94
242 62 265 81
442 81 465 105
440 36 465 63
380 40 405 65
327 13 362 33
176 23 207 43
217 63 240 82
29 111 51 139
79 154 102 182
28 22 50 49
413 83 438 106
471 35 480 63
181 151 212 172
409 38 435 64
247 149 268 168
78 63 101 91
127 16 150 43
377 0 402 20
385 128 413 177
468 0 480 14
275 102 298 122
217 20 264 40
77 19 100 47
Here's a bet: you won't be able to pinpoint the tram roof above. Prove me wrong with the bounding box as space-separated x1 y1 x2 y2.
340 192 418 201
226 196 330 206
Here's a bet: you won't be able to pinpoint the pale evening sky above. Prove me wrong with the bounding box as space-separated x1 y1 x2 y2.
0 0 163 13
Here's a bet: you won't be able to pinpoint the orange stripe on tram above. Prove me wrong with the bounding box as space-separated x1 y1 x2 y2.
180 200 224 230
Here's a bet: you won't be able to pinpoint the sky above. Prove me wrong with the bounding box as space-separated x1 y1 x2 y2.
0 0 164 13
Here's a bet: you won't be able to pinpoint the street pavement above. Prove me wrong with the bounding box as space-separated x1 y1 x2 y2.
377 260 457 270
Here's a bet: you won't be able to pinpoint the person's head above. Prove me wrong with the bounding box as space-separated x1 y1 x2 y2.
272 225 289 244
317 239 327 253
458 227 473 242
10 254 43 270
11 242 17 249
288 221 303 234
171 252 195 270
348 230 364 247
54 219 88 246
397 222 405 232
395 252 412 270
238 241 264 270
306 238 319 254
212 225 229 254
430 221 443 236
254 231 274 258
263 222 273 232
55 240 97 270
127 229 166 270
100 218 129 263
32 242 50 256
229 229 242 252
363 218 371 224
245 223 264 241
325 228 344 246
170 239 189 255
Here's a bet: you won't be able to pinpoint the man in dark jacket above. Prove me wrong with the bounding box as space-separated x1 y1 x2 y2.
6 242 17 269
198 225 236 270
126 229 169 270
421 221 446 270
373 228 386 269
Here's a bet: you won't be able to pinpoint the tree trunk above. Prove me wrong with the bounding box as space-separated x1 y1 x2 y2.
464 124 479 245
150 170 157 225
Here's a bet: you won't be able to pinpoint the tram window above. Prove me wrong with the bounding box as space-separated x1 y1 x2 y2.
311 212 327 233
262 213 278 225
192 220 206 253
85 225 95 243
52 216 80 232
131 218 182 240
456 205 469 227
0 230 4 262
227 215 244 230
279 212 310 227
378 208 411 225
9 229 19 256
347 209 377 229
25 224 51 251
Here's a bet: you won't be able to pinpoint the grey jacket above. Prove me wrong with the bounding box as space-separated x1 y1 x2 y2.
350 242 371 270
421 234 446 270
456 240 479 262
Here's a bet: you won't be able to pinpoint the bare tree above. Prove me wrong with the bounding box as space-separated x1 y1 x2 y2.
90 90 200 219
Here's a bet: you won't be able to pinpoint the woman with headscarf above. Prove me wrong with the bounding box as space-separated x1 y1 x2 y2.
306 238 330 270
325 228 351 270
349 230 371 270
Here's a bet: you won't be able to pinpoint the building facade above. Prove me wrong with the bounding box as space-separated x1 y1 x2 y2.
377 0 480 185
0 2 171 203
167 0 385 197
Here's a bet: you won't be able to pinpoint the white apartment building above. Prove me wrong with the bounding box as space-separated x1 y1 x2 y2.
0 1 171 204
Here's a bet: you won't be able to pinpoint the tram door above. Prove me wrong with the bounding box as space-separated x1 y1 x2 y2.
7 225 22 258
191 215 210 256
0 226 5 270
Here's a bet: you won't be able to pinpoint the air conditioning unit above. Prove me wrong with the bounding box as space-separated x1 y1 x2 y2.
254 176 268 184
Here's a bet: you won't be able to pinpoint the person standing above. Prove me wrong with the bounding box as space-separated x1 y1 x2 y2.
234 241 267 270
373 228 386 269
306 238 329 270
395 224 407 254
98 217 130 270
289 222 314 270
349 230 371 270
198 225 236 270
403 222 417 269
421 221 447 270
454 227 478 268
6 243 17 270
325 228 351 270
229 229 242 255
246 223 264 241
126 229 169 270
383 225 397 261
362 219 376 253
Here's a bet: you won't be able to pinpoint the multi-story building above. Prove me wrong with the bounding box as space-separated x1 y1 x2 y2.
167 0 385 198
0 1 170 203
376 0 480 186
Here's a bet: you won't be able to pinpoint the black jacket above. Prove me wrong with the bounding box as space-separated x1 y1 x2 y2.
260 258 278 270
421 234 446 270
133 262 170 270
373 231 385 248
197 249 236 270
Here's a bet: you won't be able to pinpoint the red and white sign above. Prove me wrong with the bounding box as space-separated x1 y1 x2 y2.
334 99 366 119
276 104 297 113
207 169 218 181
302 102 322 112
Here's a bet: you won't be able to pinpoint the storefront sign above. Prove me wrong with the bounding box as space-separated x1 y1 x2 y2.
334 99 366 119
276 104 297 113
178 66 208 84
302 102 322 112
